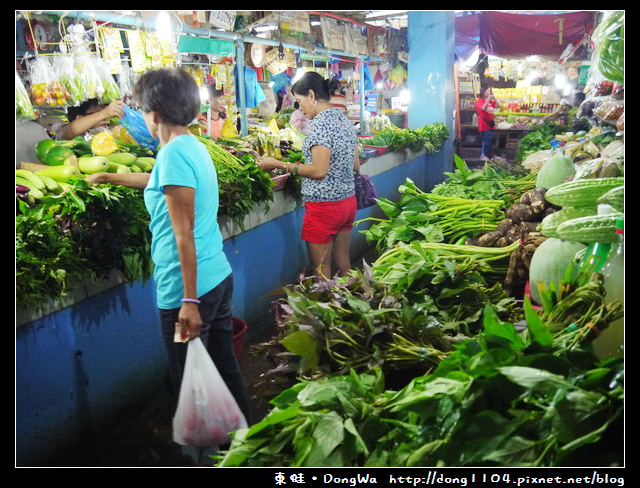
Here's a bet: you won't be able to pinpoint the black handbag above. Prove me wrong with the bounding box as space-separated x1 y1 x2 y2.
354 171 377 209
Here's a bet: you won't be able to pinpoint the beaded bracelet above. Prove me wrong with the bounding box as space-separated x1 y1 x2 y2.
181 298 201 304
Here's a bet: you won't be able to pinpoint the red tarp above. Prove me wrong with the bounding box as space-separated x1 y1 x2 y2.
457 11 595 60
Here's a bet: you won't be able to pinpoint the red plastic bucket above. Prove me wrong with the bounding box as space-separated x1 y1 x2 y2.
232 317 248 364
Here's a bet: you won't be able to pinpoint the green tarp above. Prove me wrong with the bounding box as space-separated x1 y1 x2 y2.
177 35 235 56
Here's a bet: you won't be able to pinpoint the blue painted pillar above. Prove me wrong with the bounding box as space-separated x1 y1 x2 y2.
406 11 456 190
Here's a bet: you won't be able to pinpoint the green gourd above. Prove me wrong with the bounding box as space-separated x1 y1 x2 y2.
539 206 597 238
535 152 575 189
528 237 587 305
544 177 625 207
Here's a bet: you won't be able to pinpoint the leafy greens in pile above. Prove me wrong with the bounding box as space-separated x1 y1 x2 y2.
219 299 623 467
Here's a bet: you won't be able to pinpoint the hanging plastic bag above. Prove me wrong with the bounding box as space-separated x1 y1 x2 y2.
172 338 248 447
120 105 159 151
16 71 35 119
354 170 377 209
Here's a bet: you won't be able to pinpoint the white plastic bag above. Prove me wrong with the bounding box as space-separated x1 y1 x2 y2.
172 338 247 446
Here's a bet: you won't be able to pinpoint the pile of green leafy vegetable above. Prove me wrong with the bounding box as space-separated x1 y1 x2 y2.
252 244 523 396
431 154 537 204
219 296 623 467
16 179 153 311
359 122 449 153
515 121 568 164
358 178 507 252
197 136 275 230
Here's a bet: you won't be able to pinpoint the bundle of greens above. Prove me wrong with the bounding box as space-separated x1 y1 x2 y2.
359 178 506 252
252 244 522 396
515 122 568 164
431 154 536 204
218 299 623 467
16 178 153 310
359 122 449 153
197 136 274 229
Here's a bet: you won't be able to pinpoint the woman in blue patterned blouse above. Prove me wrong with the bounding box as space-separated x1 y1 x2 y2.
257 71 360 281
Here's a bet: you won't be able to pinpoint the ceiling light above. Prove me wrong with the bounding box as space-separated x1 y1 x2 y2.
156 11 172 42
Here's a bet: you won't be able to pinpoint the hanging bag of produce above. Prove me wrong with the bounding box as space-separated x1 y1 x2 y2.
120 105 159 151
172 337 248 447
354 170 377 209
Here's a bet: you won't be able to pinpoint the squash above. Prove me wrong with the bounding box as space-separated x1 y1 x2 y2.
535 152 575 189
35 164 81 182
78 156 110 174
43 145 75 166
528 237 587 305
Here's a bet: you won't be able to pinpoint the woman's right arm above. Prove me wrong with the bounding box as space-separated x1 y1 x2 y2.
257 145 331 180
58 100 126 140
84 172 150 189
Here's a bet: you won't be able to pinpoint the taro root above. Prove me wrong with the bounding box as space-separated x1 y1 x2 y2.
506 203 536 224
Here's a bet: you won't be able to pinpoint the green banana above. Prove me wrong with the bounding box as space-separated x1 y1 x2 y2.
37 174 62 193
16 176 45 200
15 169 46 190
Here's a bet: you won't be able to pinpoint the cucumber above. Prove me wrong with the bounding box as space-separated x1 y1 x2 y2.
539 206 597 238
556 213 624 243
597 185 624 212
544 177 625 207
15 169 46 190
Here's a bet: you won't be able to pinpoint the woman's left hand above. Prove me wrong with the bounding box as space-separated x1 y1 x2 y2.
178 302 203 341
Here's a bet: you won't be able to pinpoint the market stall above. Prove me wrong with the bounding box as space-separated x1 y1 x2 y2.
15 10 624 470
15 10 451 466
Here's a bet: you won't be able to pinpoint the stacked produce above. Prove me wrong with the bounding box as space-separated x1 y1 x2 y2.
531 177 624 305
360 178 508 252
431 154 534 203
16 177 152 310
253 161 536 396
233 99 624 465
196 136 274 229
220 297 623 467
16 133 156 205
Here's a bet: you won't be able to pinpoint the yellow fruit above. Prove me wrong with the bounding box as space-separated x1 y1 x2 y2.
91 131 119 156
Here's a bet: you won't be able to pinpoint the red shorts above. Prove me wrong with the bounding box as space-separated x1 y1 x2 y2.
301 196 357 244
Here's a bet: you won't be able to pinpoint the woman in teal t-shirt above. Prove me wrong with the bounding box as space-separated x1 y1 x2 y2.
86 68 250 464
